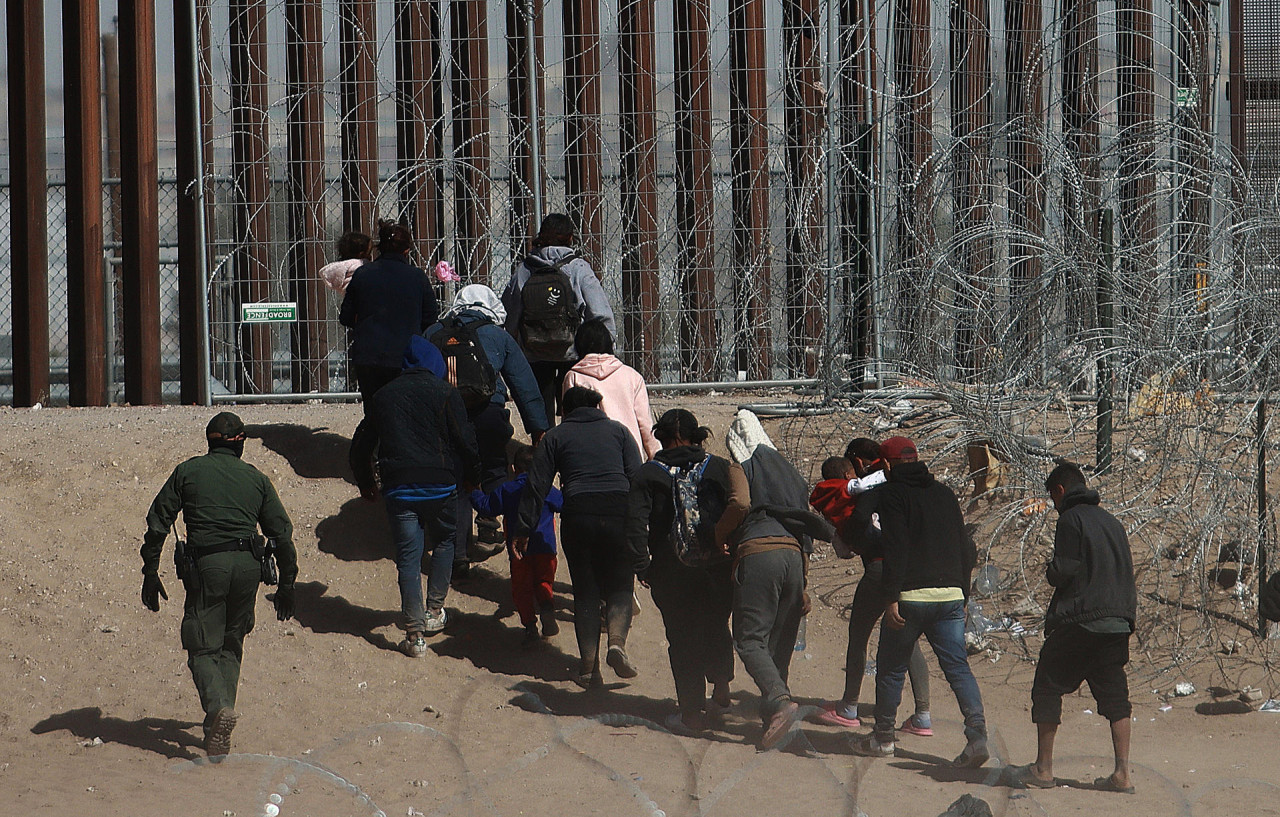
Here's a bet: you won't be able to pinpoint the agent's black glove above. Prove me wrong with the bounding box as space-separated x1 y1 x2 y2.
141 572 168 612
274 584 295 621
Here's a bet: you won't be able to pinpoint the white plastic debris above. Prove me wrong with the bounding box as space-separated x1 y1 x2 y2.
1125 446 1148 463
1173 682 1196 697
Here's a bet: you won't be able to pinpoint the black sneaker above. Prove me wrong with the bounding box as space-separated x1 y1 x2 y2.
476 516 505 545
451 561 473 585
539 604 560 637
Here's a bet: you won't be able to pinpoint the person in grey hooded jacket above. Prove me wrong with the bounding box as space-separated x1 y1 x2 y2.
502 213 616 426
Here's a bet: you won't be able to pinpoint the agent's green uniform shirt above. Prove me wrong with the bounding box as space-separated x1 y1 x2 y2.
142 447 297 583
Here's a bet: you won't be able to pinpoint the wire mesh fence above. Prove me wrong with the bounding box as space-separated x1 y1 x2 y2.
190 0 1279 398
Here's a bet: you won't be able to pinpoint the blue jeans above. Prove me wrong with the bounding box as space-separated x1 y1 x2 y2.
874 599 986 744
386 493 457 633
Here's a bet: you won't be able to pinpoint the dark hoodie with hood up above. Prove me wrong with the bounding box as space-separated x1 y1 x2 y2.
872 460 976 602
360 335 481 491
1045 485 1135 634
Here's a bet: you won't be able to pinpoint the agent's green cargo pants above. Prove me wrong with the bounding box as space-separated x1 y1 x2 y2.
182 551 260 725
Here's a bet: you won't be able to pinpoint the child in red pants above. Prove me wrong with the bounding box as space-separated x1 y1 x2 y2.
471 445 563 643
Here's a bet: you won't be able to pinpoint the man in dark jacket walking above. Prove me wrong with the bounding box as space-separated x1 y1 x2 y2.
340 222 440 496
339 222 440 403
356 336 481 657
851 436 988 767
1007 462 1137 793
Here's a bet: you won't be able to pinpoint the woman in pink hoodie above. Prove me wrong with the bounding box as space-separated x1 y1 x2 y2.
561 320 659 459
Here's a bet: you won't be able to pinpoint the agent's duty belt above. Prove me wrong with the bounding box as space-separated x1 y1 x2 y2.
193 538 258 557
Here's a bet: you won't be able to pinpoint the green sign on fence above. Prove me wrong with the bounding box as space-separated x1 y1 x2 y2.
241 302 298 323
1176 87 1198 108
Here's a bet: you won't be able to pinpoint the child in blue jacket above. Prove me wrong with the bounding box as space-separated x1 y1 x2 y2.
471 444 563 643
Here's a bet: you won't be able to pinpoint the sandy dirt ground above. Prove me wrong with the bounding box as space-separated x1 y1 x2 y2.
2 392 1278 817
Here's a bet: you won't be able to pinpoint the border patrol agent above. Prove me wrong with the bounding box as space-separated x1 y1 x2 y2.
140 411 298 757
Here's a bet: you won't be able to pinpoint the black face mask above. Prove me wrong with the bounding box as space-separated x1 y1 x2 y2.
209 438 245 458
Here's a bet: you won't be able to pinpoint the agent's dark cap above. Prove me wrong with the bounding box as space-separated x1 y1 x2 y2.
206 411 246 439
879 436 918 460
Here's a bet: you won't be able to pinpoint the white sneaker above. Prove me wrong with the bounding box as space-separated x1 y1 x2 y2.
424 607 448 634
401 633 428 658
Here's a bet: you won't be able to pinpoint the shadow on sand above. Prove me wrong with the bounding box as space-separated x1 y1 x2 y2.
32 707 202 761
246 422 355 482
316 498 393 562
292 581 401 652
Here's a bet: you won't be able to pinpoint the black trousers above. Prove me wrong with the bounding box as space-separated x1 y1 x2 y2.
560 496 634 673
529 360 574 428
1032 624 1131 723
453 403 516 566
648 559 735 716
348 364 401 488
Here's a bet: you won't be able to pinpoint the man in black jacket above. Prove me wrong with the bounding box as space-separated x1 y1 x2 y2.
339 223 439 403
1008 463 1136 793
851 436 988 768
357 335 481 657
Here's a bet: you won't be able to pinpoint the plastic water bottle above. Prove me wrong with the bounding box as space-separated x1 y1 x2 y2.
794 615 808 651
973 564 1000 597
966 603 994 635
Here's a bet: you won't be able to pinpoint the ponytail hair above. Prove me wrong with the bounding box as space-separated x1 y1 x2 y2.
652 409 710 447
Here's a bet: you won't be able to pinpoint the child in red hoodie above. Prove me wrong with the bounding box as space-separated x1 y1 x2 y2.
809 456 886 559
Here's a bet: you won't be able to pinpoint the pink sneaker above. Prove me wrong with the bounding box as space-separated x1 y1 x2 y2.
814 704 860 728
899 713 933 736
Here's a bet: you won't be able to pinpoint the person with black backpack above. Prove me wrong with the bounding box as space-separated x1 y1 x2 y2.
501 213 616 427
626 410 750 735
423 284 551 578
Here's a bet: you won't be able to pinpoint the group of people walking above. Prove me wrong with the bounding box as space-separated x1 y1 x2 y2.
138 213 1140 798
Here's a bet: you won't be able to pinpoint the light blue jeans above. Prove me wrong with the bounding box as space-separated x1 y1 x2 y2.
386 493 457 633
874 599 986 744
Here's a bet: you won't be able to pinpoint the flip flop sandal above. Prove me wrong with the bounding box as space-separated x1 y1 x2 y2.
1093 776 1136 794
1006 764 1055 789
